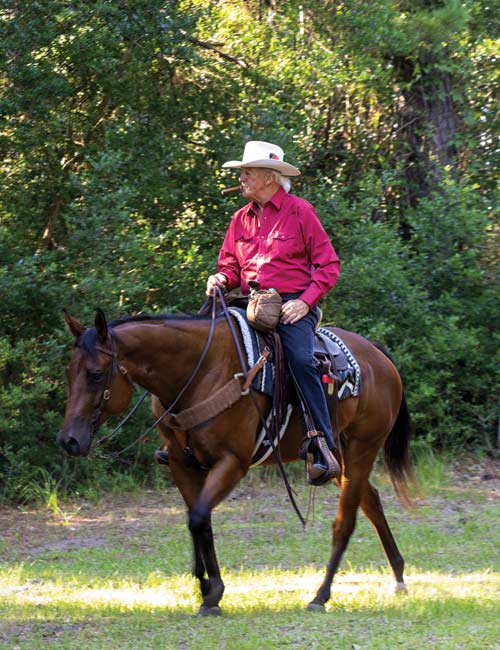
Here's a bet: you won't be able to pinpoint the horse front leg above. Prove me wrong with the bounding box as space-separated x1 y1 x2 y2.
188 510 224 614
190 525 211 598
167 457 213 596
187 452 246 616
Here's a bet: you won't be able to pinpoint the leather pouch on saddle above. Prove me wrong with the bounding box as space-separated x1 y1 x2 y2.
246 281 283 333
299 433 338 486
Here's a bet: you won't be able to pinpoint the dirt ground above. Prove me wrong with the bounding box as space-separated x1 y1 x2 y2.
0 456 499 562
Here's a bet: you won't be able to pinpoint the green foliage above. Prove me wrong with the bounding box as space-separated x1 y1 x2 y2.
0 0 498 501
316 179 499 450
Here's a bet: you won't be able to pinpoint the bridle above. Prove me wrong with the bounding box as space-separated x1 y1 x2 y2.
88 293 221 453
85 291 306 525
88 334 135 440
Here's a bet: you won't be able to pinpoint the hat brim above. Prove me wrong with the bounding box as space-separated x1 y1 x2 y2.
222 158 300 177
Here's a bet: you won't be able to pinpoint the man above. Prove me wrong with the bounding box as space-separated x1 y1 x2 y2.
207 141 341 483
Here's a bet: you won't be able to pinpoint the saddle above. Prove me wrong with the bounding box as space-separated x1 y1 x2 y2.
216 296 361 399
199 292 362 462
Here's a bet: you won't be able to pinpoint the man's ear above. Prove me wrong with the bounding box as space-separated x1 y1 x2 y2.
94 308 108 343
63 309 86 339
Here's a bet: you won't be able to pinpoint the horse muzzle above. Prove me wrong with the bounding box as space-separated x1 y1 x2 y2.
57 432 82 456
56 423 92 457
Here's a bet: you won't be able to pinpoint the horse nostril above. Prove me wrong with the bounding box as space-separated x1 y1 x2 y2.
67 437 81 456
59 435 81 456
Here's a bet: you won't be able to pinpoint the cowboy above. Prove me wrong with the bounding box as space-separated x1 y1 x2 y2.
207 141 341 483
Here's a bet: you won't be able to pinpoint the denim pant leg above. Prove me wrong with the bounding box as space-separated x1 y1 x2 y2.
277 310 335 449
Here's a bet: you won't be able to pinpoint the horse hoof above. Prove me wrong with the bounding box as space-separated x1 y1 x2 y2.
394 582 408 595
306 602 325 612
198 605 222 617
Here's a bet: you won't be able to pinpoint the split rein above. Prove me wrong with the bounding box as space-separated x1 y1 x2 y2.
91 289 306 526
91 293 220 457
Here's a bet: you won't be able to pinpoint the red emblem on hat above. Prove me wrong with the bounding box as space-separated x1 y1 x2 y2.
269 153 279 159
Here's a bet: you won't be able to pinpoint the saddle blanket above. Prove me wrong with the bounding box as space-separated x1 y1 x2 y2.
315 327 362 398
228 308 362 400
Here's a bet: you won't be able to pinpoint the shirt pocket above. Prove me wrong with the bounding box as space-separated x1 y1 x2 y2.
270 231 302 258
235 235 258 262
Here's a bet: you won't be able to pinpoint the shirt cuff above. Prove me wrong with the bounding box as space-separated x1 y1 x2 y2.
218 268 239 289
299 288 322 309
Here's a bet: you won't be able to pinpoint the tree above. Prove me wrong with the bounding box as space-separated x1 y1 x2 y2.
0 0 498 501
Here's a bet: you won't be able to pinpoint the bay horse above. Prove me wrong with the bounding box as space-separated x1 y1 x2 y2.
58 305 414 615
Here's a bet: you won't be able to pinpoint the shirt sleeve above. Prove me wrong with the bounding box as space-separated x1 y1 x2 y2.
298 202 340 308
217 215 241 290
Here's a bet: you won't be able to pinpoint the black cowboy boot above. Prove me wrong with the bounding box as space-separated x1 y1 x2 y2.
299 433 340 486
155 449 169 466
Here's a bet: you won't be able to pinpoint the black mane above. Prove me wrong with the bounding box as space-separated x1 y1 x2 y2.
109 312 212 328
75 311 214 353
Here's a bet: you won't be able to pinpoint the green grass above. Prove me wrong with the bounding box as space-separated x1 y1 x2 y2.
1 459 499 649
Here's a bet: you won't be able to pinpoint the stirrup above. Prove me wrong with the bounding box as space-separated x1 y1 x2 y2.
299 432 340 486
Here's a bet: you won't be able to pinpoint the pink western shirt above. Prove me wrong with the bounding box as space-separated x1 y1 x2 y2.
218 187 340 308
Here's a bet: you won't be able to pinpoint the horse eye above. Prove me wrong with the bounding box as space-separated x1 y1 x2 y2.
88 371 104 384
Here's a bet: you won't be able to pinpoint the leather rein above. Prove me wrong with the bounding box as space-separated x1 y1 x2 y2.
91 291 246 453
90 290 305 526
91 293 219 453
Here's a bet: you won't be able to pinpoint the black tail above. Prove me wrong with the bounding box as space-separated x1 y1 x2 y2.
384 391 416 505
371 342 416 505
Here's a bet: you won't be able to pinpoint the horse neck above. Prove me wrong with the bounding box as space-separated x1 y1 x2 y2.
113 317 229 403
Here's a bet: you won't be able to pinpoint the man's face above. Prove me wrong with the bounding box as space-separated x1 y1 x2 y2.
239 167 273 202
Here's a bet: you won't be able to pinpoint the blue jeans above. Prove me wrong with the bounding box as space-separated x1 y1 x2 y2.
277 296 335 449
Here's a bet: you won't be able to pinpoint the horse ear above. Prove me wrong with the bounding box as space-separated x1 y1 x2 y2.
63 309 86 339
95 308 108 343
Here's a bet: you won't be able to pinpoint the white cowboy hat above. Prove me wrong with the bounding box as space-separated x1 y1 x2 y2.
222 141 301 177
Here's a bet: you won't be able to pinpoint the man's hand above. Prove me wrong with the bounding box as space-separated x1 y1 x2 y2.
206 273 227 296
280 299 309 325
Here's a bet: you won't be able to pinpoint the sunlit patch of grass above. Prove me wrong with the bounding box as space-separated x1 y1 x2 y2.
1 567 499 612
0 567 499 649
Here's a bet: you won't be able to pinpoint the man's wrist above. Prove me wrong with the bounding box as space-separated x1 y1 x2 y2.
298 296 312 309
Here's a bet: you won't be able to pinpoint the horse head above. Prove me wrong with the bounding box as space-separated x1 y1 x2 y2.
57 308 134 457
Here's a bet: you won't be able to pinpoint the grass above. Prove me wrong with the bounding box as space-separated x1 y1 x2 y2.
0 456 499 649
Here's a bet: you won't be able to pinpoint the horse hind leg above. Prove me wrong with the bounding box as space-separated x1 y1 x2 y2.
360 480 407 594
308 472 364 610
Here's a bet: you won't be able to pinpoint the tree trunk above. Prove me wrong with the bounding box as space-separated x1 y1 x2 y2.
395 57 459 211
37 194 61 253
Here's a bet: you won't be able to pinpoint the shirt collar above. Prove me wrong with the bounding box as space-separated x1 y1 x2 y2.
247 186 287 216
